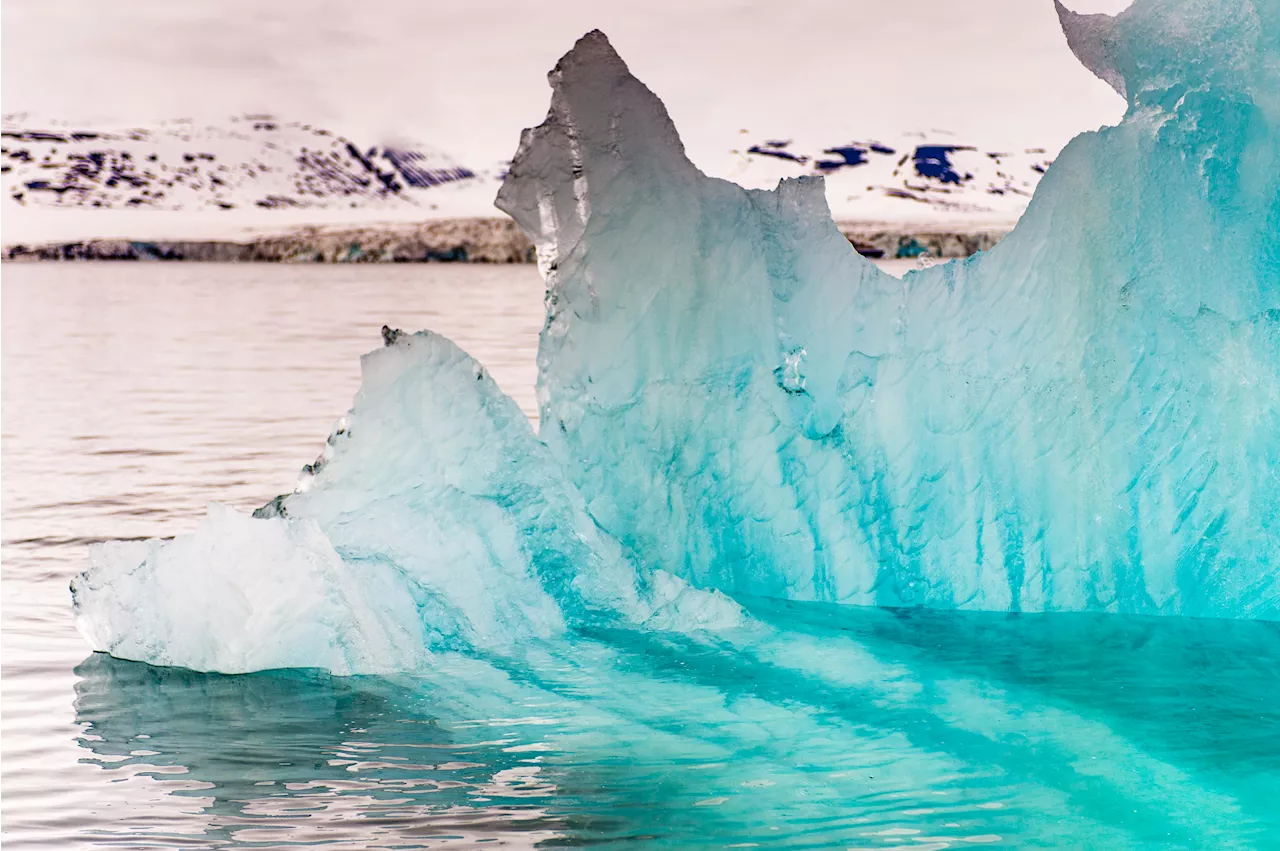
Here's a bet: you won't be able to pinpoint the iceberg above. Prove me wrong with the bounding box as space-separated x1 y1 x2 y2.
498 0 1279 619
73 0 1279 676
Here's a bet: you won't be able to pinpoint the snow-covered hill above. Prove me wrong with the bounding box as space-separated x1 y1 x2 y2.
724 133 1055 224
1 117 1056 244
1 114 483 214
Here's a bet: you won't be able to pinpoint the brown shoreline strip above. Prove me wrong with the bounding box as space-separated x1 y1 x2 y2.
2 218 1009 263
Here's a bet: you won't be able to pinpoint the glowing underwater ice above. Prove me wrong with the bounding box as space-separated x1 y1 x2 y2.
73 0 1279 675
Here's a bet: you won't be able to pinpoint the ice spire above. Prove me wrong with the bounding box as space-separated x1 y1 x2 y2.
1054 1 1127 97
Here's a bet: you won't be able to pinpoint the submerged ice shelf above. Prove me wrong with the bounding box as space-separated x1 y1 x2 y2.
73 0 1279 675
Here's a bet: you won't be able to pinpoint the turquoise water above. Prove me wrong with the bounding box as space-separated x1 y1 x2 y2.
67 602 1280 848
4 263 1279 848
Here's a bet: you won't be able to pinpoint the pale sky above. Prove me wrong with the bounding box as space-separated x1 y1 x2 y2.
2 0 1132 171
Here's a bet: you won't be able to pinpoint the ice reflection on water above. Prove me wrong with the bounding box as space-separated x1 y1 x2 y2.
3 263 1279 849
72 656 566 848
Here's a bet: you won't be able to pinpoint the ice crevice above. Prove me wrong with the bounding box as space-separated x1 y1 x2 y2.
73 0 1279 675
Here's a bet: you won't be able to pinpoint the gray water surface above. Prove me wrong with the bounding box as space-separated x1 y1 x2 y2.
3 263 549 848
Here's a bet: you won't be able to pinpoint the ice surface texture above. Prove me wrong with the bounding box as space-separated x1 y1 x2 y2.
74 0 1279 674
496 0 1279 620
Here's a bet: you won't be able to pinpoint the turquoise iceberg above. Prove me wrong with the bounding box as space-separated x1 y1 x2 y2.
73 0 1279 676
499 0 1280 619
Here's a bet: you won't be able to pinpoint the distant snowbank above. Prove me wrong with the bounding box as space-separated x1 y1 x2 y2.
2 116 1041 247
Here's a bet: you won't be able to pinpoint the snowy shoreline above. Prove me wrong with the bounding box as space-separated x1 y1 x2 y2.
2 217 1010 262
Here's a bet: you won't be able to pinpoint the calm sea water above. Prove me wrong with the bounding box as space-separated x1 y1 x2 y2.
3 262 1278 849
